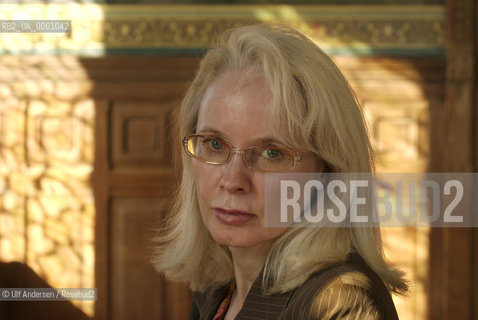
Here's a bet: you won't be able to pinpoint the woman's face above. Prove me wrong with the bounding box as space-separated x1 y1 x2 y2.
192 69 318 249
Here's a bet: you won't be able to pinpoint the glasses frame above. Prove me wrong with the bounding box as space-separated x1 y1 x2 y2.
182 134 302 173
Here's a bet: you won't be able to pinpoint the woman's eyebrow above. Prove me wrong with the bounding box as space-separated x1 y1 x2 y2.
195 127 223 136
196 127 284 145
255 137 283 145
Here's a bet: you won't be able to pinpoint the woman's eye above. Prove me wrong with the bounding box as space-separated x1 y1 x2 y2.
264 148 282 159
210 139 224 150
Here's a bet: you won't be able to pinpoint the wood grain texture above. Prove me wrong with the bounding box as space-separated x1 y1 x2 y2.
93 100 111 320
87 56 199 320
439 0 476 319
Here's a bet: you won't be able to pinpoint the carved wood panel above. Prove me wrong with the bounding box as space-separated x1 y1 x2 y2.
111 103 173 168
89 56 200 320
110 197 166 320
94 98 191 320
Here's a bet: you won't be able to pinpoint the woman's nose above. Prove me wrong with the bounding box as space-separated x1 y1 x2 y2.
218 153 251 193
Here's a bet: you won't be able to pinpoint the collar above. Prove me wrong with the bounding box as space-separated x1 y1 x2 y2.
193 273 294 320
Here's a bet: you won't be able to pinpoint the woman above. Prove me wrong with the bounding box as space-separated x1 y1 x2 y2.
154 24 407 319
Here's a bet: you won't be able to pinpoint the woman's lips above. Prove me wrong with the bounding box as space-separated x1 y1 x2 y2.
213 208 255 225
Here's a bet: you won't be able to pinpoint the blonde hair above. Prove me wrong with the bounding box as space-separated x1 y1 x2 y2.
153 24 407 295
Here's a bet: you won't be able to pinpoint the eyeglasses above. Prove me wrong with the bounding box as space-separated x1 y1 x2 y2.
182 134 302 173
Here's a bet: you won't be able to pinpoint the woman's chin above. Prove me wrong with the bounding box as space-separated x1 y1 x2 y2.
211 231 255 248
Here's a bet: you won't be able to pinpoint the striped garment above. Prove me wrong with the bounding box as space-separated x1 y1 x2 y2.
189 253 399 320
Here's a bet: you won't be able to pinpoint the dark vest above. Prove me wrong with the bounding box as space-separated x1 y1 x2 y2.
189 253 399 320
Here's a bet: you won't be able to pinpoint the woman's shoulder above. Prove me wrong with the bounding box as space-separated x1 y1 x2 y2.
309 271 381 319
283 253 399 320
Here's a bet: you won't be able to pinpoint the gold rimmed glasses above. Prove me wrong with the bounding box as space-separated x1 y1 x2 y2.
182 134 302 173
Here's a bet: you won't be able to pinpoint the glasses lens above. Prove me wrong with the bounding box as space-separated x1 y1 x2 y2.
186 135 229 164
244 146 295 172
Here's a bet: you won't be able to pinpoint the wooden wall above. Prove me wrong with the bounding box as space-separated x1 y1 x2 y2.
434 0 478 319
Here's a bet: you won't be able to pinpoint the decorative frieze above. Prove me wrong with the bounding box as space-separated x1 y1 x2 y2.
0 4 444 56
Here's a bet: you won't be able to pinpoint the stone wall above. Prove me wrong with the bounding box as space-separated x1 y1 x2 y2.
0 56 95 316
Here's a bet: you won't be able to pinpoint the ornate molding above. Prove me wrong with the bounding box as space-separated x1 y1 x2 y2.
0 4 444 56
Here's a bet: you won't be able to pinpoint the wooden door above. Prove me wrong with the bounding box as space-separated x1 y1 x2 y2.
88 56 200 320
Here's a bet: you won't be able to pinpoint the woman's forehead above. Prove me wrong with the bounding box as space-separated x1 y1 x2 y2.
196 71 274 139
201 68 268 105
194 68 302 150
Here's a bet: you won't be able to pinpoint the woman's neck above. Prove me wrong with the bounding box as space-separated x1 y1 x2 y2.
228 242 272 305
